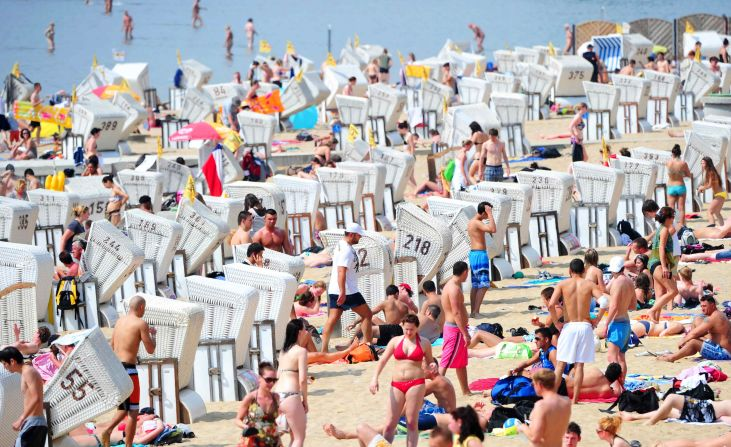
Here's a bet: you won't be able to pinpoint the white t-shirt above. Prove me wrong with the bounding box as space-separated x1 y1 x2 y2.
328 240 360 295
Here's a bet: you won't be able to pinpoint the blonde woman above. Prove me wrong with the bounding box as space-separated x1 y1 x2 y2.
595 415 630 447
697 157 726 227
59 205 89 253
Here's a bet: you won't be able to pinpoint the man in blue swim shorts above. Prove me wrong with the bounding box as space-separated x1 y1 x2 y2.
467 201 496 317
659 295 731 362
602 256 636 382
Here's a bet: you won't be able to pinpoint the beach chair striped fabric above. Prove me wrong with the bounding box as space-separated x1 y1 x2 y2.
222 264 297 351
27 189 79 228
125 209 184 283
175 199 228 274
0 368 22 446
184 275 259 367
571 162 626 225
0 197 38 244
117 169 164 213
453 190 512 259
515 170 574 234
232 244 305 282
123 294 205 389
0 241 53 343
395 202 452 281
81 220 144 304
44 328 134 438
223 181 287 229
592 34 623 72
271 175 320 253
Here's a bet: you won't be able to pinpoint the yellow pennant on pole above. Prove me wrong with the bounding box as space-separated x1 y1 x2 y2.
183 175 196 203
71 85 77 105
286 41 296 55
91 54 98 69
601 137 609 166
217 106 224 125
547 42 556 57
615 23 623 34
685 21 695 33
442 96 449 115
347 124 359 143
157 137 163 158
325 52 337 67
11 63 20 78
368 128 376 148
259 40 271 54
397 50 405 65
294 69 304 83
354 34 360 48
695 42 702 62
475 60 483 76
176 49 182 66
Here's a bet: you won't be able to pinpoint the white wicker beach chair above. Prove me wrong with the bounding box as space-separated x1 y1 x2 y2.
484 72 521 93
44 328 133 438
681 61 721 108
179 87 215 123
175 199 228 274
571 162 625 248
318 228 393 254
452 190 514 279
336 161 387 231
643 70 680 126
110 92 146 139
490 92 530 156
237 110 277 158
631 147 674 206
232 244 305 282
0 241 53 345
582 81 620 142
125 209 183 283
610 74 652 134
155 157 193 195
196 140 245 186
515 169 574 240
65 176 110 221
371 147 416 221
0 197 38 244
0 367 21 446
271 175 320 253
71 97 126 150
203 195 246 266
475 181 541 269
684 131 728 206
457 77 492 106
117 169 164 213
492 50 521 75
81 220 144 304
367 83 407 144
280 72 329 119
548 56 594 97
442 103 501 148
520 63 555 120
335 95 369 132
223 181 287 230
426 198 475 286
612 156 658 232
222 264 297 363
395 202 452 282
317 167 365 230
28 189 80 258
179 59 213 89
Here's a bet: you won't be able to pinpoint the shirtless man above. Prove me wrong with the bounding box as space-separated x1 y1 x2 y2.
441 63 456 96
467 23 485 53
122 11 134 41
658 295 731 362
618 60 636 76
565 363 622 400
549 259 604 403
691 219 731 240
101 296 156 447
518 369 571 447
0 346 47 446
23 169 41 191
477 128 510 182
420 280 444 328
350 285 410 345
192 0 203 28
583 249 606 294
467 202 496 317
252 209 293 255
439 261 471 396
85 127 100 160
260 62 273 83
224 26 233 58
569 103 587 163
230 210 253 246
602 256 636 383
342 76 356 96
563 24 574 55
656 52 671 73
28 83 42 143
245 18 255 50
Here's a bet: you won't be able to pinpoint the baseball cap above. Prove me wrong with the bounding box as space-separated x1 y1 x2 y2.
345 222 364 236
399 283 412 293
608 256 625 273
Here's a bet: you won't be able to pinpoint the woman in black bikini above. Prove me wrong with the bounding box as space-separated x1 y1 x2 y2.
595 415 631 447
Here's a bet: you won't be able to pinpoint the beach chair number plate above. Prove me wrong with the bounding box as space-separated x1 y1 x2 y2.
60 368 96 401
402 234 431 256
567 71 585 80
357 248 370 268
99 121 119 131
17 215 30 230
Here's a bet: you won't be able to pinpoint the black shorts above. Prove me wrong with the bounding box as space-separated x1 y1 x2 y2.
376 324 403 346
378 67 388 74
328 292 367 311
0 114 10 131
29 120 41 129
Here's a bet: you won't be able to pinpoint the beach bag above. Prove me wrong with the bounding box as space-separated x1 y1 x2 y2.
241 150 262 181
443 159 455 182
604 388 659 414
679 227 698 246
486 406 522 432
491 376 538 404
663 383 715 401
475 322 503 339
495 342 533 360
347 343 378 364
541 147 561 159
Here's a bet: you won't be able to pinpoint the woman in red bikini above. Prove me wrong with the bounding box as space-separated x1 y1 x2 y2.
369 313 434 447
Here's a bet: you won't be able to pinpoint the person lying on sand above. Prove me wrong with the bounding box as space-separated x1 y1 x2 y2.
653 431 731 447
564 363 623 400
621 394 731 426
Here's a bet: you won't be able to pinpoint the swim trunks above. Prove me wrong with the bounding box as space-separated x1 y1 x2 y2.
667 184 687 197
399 400 445 430
440 323 468 369
375 324 403 346
607 319 631 353
119 362 140 411
484 165 504 182
15 415 47 447
680 397 716 423
701 340 731 361
469 249 490 290
557 322 595 364
328 292 368 311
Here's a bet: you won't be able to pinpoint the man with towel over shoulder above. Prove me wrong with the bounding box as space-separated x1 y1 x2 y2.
549 259 604 404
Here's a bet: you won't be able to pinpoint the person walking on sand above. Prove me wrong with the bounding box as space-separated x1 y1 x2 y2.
245 18 256 51
518 369 572 447
275 319 309 447
44 22 55 53
563 24 574 55
224 26 233 58
321 223 373 352
100 296 156 447
0 346 47 447
192 0 203 28
122 10 134 41
468 23 485 53
602 256 636 383
370 314 435 447
439 261 472 396
477 128 510 182
570 103 588 164
467 202 496 317
666 144 691 227
549 258 604 404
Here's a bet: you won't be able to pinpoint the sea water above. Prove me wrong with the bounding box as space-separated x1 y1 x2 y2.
0 0 728 95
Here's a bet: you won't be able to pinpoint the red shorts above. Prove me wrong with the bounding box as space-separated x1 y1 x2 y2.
119 362 140 411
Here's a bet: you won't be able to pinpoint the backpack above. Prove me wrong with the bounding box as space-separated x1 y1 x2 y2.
241 150 262 181
663 383 715 401
56 276 85 329
486 400 536 432
475 322 503 339
603 388 659 414
347 343 378 364
679 227 699 246
491 376 538 404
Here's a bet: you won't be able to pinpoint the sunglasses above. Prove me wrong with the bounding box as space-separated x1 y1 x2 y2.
263 377 278 384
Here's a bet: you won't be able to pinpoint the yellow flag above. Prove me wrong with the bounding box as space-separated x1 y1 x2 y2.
294 69 304 82
405 65 430 79
183 175 196 203
176 49 182 66
120 78 130 89
325 52 337 67
217 106 224 125
601 137 609 166
354 34 360 48
475 60 483 76
368 128 376 148
157 137 163 158
685 21 695 33
222 191 230 199
347 124 359 143
286 40 296 55
259 39 271 54
92 54 98 70
11 63 20 78
547 41 556 57
397 50 405 65
71 85 77 104
695 42 702 62
442 96 449 115
452 43 463 54
615 23 623 34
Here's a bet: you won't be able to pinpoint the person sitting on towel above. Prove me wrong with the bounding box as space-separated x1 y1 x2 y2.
348 285 409 346
658 295 731 362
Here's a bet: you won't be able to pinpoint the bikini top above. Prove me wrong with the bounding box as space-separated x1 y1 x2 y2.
394 335 424 362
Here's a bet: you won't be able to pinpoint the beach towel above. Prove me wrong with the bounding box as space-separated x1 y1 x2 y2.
523 276 566 286
468 378 617 402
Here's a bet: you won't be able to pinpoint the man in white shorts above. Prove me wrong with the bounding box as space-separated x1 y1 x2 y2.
548 258 604 404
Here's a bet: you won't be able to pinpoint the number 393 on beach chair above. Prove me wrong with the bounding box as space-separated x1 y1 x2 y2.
571 162 625 248
395 202 452 285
